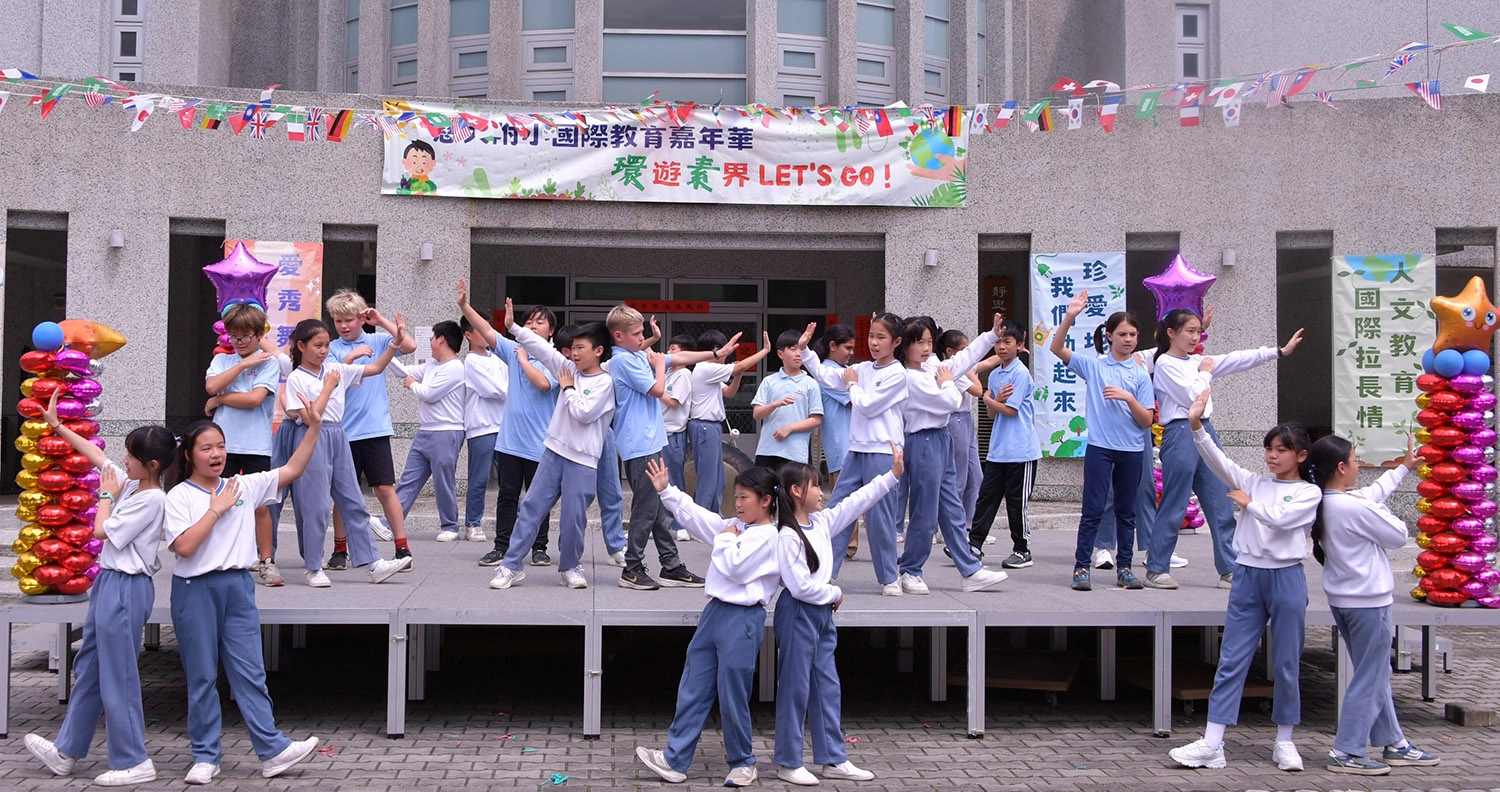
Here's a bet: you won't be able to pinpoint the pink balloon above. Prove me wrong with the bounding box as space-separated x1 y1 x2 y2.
76 506 97 525
73 470 100 490
82 538 103 556
1453 481 1487 502
1189 515 1205 528
1452 374 1487 394
1477 567 1500 587
82 564 100 581
1470 429 1498 449
213 320 226 334
89 437 105 451
54 349 91 375
1472 535 1499 555
1453 517 1488 537
1470 499 1499 519
1142 255 1216 321
218 333 232 347
1454 552 1488 572
1453 445 1487 466
54 398 87 420
1462 578 1492 599
1478 594 1500 609
203 242 278 314
1472 464 1499 484
1454 411 1488 431
1469 392 1498 412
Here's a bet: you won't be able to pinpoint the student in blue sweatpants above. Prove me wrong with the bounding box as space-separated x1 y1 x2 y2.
393 321 469 540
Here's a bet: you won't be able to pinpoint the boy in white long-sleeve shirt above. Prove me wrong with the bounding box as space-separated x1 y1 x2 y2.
394 321 469 541
460 317 508 543
490 300 615 590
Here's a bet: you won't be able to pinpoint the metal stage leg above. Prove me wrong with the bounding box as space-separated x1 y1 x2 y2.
1098 628 1116 701
584 614 602 738
1422 626 1437 701
407 624 427 701
897 627 914 673
931 627 947 702
56 623 73 702
967 614 984 738
262 625 281 672
1153 614 1171 737
1 620 13 738
1335 631 1352 723
1050 626 1066 651
758 626 775 703
1395 625 1414 671
387 615 408 738
291 624 307 649
143 623 160 651
1200 626 1219 664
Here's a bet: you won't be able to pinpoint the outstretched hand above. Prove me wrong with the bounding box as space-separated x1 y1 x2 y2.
1280 328 1305 357
889 441 905 479
645 458 671 492
1187 388 1211 430
456 278 468 306
503 298 515 331
1065 290 1089 319
1400 434 1420 471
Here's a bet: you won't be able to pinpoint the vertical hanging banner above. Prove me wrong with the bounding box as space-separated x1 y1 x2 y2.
223 240 325 423
1030 252 1127 458
1332 254 1436 464
980 276 1014 328
379 102 969 207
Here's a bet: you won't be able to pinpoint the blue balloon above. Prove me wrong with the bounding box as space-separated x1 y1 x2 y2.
1423 348 1437 374
30 321 64 353
1463 349 1492 376
1435 349 1466 378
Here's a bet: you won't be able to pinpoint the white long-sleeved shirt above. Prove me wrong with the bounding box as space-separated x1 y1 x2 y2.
509 323 614 468
1194 427 1321 568
778 471 900 606
402 357 467 431
844 359 909 454
463 351 509 439
659 485 781 607
904 331 997 432
97 461 167 575
1320 467 1411 609
1153 347 1278 423
800 349 849 404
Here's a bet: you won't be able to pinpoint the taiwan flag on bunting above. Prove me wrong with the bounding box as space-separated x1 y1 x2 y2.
1097 94 1122 132
1281 70 1315 98
1177 85 1205 127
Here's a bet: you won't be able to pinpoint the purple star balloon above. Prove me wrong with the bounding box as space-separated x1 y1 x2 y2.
203 242 278 314
1142 254 1216 321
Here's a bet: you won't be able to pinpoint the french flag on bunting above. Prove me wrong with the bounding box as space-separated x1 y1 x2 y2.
1097 94 1123 132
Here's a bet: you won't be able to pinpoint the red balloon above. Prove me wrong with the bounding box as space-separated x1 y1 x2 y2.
31 564 71 586
34 435 73 458
58 454 93 474
1429 497 1469 519
16 398 43 419
63 420 99 439
1417 480 1451 499
53 576 92 596
27 378 67 401
35 504 75 527
1418 516 1452 535
31 538 71 561
1419 575 1439 593
1417 374 1452 393
1430 567 1470 590
36 470 77 494
1431 426 1470 449
1431 392 1467 412
19 351 55 374
57 489 96 513
60 552 94 573
1417 408 1451 427
1430 533 1470 555
1431 463 1470 484
1428 589 1470 605
1418 550 1453 570
1418 445 1451 464
54 524 93 547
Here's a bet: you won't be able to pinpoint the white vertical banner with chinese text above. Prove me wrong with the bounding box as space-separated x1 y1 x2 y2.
1332 254 1435 465
1029 252 1127 458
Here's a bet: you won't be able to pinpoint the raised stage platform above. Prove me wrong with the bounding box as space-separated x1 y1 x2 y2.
3 528 1493 740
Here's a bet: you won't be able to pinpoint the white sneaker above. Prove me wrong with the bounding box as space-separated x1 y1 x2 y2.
724 764 757 787
561 566 588 589
368 557 410 583
262 736 319 778
1273 740 1304 771
1170 553 1189 568
961 567 1008 592
255 560 285 587
895 533 904 544
881 581 904 597
464 525 487 542
370 517 394 541
304 569 331 588
23 733 74 776
635 746 685 783
1169 738 1226 769
607 550 626 567
1093 548 1115 570
898 572 930 595
675 529 691 542
183 763 220 785
94 759 155 786
777 765 820 785
1143 571 1180 590
490 566 525 590
822 760 875 781
984 535 997 545
436 529 460 542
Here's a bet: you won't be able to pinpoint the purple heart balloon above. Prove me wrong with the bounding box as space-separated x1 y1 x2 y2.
74 470 100 490
1471 535 1499 555
77 506 97 525
1454 411 1487 431
1453 445 1487 466
1142 255 1217 322
1478 594 1500 609
1471 499 1499 519
67 378 101 401
54 349 91 375
1453 516 1487 537
1454 551 1488 572
203 243 278 314
1452 374 1486 394
1462 578 1491 599
1470 392 1499 412
89 437 105 451
1471 429 1499 449
1471 464 1498 484
82 564 100 581
1453 481 1487 502
82 538 103 556
1477 566 1500 587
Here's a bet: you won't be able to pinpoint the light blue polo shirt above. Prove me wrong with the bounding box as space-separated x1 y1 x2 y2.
206 353 281 456
1066 353 1155 452
493 335 559 462
329 331 394 442
611 347 669 461
985 359 1041 463
752 370 823 463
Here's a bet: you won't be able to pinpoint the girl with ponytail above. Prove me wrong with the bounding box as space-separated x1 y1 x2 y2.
1310 435 1437 775
770 443 904 785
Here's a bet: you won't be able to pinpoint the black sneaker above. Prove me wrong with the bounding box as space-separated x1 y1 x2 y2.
323 551 348 570
618 569 660 590
659 565 706 588
942 544 985 562
1001 551 1033 569
531 549 553 567
394 547 413 572
478 549 505 567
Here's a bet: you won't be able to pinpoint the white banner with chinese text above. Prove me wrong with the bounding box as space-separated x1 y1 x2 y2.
1029 252 1127 458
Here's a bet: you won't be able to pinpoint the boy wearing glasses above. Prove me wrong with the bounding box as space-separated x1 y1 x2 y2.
204 302 286 587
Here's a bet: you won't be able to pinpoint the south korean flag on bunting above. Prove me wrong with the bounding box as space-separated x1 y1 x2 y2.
1067 97 1083 130
1222 98 1242 127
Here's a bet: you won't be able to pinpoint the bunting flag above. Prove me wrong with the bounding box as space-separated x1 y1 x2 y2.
1386 52 1417 77
1066 97 1083 129
1406 79 1443 110
1222 98 1242 127
1083 79 1121 93
1355 79 1379 89
305 108 324 141
1315 91 1337 108
1097 94 1122 132
1395 41 1430 52
1466 74 1491 92
1211 80 1244 106
1282 70 1315 98
995 100 1018 129
248 107 277 139
200 102 230 130
1021 98 1051 131
326 109 354 142
228 107 253 135
944 104 963 138
127 97 156 132
1443 22 1492 41
172 97 201 129
1178 85 1205 127
0 92 8 116
1245 71 1276 96
871 108 894 137
1 69 37 81
285 107 307 141
1136 89 1161 125
853 109 871 135
1050 77 1085 96
971 103 989 132
38 83 73 119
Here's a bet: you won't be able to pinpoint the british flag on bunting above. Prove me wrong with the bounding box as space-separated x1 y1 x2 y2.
305 108 324 141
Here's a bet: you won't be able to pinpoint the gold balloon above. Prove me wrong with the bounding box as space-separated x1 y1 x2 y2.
1413 564 1430 578
19 377 36 398
18 577 50 596
1411 586 1428 601
59 319 128 360
1417 393 1433 409
17 552 44 573
14 469 37 490
19 525 49 545
21 453 52 473
18 489 52 510
11 539 29 555
10 565 25 580
21 419 52 439
1416 533 1433 549
1418 463 1434 480
1416 497 1432 514
1415 428 1433 445
13 435 37 454
14 505 37 524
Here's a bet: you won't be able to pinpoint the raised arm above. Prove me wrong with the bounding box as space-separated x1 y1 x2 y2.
1187 389 1255 492
456 278 501 348
944 316 1002 377
364 307 418 355
671 332 745 367
361 314 406 377
650 459 736 543
1050 292 1086 365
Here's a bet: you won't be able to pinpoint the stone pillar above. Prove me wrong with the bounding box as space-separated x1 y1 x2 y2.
827 0 859 105
745 0 778 103
416 0 449 96
572 0 603 103
894 0 925 104
359 0 390 94
490 0 523 100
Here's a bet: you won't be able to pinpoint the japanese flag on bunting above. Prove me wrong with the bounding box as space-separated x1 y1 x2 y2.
1210 80 1244 105
1465 74 1491 92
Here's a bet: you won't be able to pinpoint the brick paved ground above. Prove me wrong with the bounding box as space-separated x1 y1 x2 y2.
3 500 1500 791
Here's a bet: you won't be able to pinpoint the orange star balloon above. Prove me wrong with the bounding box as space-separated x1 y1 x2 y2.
58 320 128 360
1431 276 1499 353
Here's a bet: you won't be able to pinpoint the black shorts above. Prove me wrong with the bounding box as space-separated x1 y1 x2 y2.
224 453 271 476
754 455 794 474
349 436 397 486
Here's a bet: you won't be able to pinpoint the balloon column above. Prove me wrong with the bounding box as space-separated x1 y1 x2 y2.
11 320 127 599
203 242 277 355
1412 277 1500 607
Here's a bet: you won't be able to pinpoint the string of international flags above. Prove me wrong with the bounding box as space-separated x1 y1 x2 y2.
0 21 1494 142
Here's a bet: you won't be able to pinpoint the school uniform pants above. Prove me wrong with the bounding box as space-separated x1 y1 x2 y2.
1207 563 1307 727
661 430 689 537
588 425 626 555
623 454 683 575
1095 446 1158 554
492 452 548 556
501 449 596 572
946 411 983 527
171 570 292 764
1148 418 1238 576
463 431 499 528
969 460 1036 553
1074 444 1142 571
899 428 982 578
828 451 901 585
265 418 300 559
55 570 153 769
687 419 725 514
664 599 765 773
821 405 850 474
286 422 381 573
773 590 846 769
396 429 465 533
1331 604 1405 755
